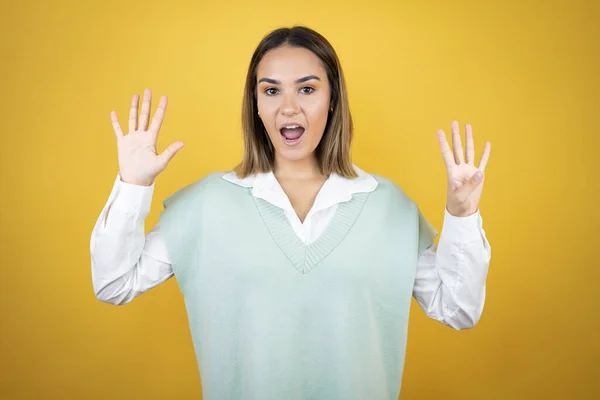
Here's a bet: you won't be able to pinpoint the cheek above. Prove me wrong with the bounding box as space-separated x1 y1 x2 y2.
257 101 278 130
257 98 277 116
303 97 330 125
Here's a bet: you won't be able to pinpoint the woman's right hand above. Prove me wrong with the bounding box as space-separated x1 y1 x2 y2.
110 88 184 186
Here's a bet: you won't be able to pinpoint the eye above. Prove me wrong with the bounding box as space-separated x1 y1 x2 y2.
263 87 313 96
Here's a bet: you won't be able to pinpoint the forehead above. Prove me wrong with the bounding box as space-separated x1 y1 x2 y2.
256 45 327 82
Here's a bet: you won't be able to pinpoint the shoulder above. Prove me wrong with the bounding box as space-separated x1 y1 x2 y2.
355 172 420 218
162 171 245 209
369 173 414 205
365 173 434 242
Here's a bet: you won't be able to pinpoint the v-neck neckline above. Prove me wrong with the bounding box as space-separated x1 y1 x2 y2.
253 192 370 274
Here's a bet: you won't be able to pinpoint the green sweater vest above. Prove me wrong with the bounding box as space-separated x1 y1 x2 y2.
159 172 437 400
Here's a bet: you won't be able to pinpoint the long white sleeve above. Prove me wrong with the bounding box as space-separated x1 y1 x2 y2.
412 208 491 330
90 174 174 305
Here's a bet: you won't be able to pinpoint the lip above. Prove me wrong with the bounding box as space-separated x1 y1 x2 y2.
279 121 305 130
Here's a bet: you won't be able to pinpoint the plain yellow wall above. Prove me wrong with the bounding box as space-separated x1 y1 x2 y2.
1 0 598 398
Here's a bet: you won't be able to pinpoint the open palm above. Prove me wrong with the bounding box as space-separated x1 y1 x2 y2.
437 121 491 217
110 89 184 186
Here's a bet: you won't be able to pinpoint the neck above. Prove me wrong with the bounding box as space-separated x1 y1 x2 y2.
273 155 324 180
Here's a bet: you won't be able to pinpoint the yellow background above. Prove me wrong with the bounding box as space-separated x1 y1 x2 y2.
1 0 598 398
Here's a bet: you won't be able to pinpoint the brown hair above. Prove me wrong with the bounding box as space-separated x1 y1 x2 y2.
234 26 358 179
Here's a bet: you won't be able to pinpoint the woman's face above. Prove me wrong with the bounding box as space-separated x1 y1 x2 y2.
256 45 331 166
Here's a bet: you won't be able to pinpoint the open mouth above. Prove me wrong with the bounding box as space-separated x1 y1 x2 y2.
280 125 305 145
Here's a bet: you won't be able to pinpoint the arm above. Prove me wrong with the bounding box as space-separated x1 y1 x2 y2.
412 207 491 330
90 173 173 305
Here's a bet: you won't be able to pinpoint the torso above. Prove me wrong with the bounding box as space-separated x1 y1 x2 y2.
158 173 425 399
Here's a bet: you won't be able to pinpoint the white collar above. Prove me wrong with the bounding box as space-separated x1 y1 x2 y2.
221 165 378 215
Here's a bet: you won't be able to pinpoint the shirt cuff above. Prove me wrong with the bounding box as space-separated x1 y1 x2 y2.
441 207 483 243
109 173 155 216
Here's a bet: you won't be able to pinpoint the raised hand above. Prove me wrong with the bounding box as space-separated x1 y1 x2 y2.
437 121 491 217
110 88 184 186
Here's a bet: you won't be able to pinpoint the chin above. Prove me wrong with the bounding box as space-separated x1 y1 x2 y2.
276 147 315 162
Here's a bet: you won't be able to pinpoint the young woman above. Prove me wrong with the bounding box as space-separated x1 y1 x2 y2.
91 26 491 400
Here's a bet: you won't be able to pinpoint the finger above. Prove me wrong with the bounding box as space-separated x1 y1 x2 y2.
451 120 464 164
129 94 139 133
437 129 455 169
111 111 124 140
465 124 475 164
139 88 152 131
477 141 491 170
157 141 184 168
149 95 168 137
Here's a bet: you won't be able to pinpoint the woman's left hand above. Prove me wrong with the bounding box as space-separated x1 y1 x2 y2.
437 121 491 217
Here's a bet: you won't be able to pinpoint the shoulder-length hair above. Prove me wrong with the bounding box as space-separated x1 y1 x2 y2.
234 26 358 179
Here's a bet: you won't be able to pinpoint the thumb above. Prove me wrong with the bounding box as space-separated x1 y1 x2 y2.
457 170 484 198
158 141 184 168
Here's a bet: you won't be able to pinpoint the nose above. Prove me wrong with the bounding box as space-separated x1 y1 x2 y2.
280 92 300 115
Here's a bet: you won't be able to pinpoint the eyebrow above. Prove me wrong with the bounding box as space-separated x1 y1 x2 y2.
257 75 321 85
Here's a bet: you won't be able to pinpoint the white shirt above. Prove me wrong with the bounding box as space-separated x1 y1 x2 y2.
90 166 491 330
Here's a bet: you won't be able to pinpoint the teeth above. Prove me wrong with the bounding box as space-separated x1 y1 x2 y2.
283 125 300 129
